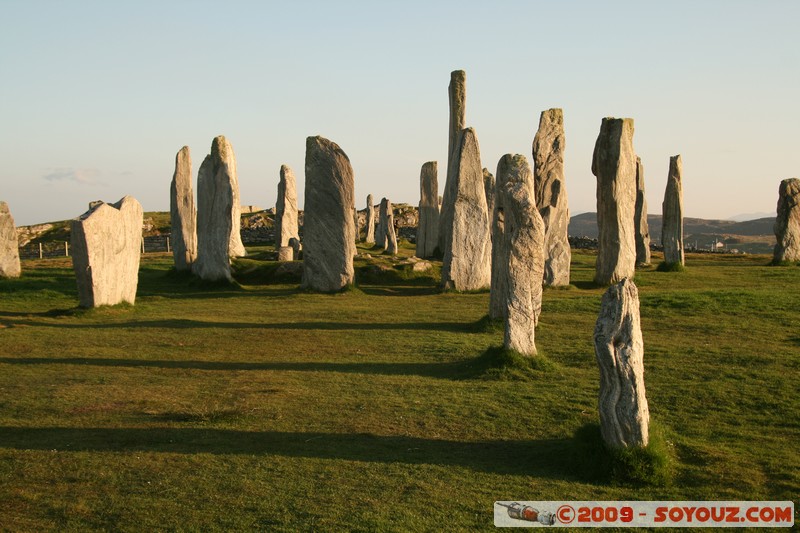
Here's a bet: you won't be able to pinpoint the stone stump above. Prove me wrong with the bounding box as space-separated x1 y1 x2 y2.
416 162 440 258
276 164 299 250
533 108 571 286
594 278 649 449
773 178 800 263
365 194 375 244
170 146 197 271
0 201 21 278
71 196 143 307
301 136 356 292
662 155 684 266
441 127 491 291
634 156 651 266
592 117 637 285
277 247 294 262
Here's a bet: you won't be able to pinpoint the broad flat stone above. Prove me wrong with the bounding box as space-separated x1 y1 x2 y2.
275 164 299 249
592 117 637 285
0 201 21 278
773 177 800 263
533 108 571 286
662 154 684 266
634 156 651 266
594 278 650 449
416 161 439 258
301 136 356 292
71 196 143 307
170 145 197 271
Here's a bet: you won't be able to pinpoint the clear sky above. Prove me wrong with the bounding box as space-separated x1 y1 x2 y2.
1 0 798 226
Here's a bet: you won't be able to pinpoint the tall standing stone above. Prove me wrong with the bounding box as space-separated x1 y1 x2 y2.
441 127 491 291
634 156 651 266
386 205 398 255
365 194 375 244
0 201 21 278
773 178 800 263
376 198 390 250
439 69 467 253
275 164 299 249
301 136 356 292
194 136 242 281
533 108 571 287
483 168 495 232
662 155 685 266
71 196 143 307
594 278 650 449
592 117 637 285
501 159 545 356
416 162 439 258
170 146 197 271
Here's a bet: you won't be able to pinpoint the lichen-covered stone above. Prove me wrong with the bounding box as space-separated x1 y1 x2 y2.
416 162 439 258
773 177 800 263
0 201 21 278
533 108 570 286
594 278 650 449
662 155 684 266
439 69 467 253
301 136 356 292
634 156 651 266
275 164 299 249
71 196 143 307
170 146 196 271
592 118 637 285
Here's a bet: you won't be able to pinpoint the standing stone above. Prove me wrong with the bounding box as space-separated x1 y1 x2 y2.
289 237 302 260
594 278 650 449
416 162 439 258
376 198 391 250
483 168 495 231
365 194 376 244
353 207 360 243
773 178 800 263
277 247 294 261
634 156 651 266
71 196 143 307
592 117 637 285
170 146 197 271
501 160 545 356
439 69 467 253
0 202 21 278
441 127 491 291
194 136 242 281
661 155 684 266
275 164 299 250
533 108 571 286
386 207 398 255
301 136 356 292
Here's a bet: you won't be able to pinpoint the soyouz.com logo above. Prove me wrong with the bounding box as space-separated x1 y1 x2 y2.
494 501 795 527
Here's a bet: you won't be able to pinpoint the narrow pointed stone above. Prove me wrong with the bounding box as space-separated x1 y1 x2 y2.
439 69 467 253
376 198 390 250
533 108 571 286
365 194 376 244
634 156 651 266
386 207 398 255
773 178 800 263
416 162 439 258
0 201 21 278
483 168 495 227
170 146 196 271
662 155 684 266
275 164 299 250
592 117 637 285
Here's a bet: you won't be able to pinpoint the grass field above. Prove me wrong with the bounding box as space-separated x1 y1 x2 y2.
0 245 798 531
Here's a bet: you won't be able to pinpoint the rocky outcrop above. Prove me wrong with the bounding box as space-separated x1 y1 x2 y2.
441 128 491 291
773 177 800 263
662 155 685 266
71 196 143 307
417 162 439 258
0 201 21 278
439 69 467 253
301 136 356 292
592 117 637 285
634 156 651 266
533 108 570 286
594 278 649 449
169 146 196 271
275 164 299 250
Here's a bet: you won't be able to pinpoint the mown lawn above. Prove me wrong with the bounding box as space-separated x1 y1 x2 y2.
0 245 798 531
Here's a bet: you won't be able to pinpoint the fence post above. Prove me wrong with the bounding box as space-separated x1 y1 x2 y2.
65 241 69 256
39 242 43 259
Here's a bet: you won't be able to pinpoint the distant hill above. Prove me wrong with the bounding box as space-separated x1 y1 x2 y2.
569 212 776 254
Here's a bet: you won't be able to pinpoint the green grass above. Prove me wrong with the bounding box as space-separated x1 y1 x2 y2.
0 248 798 530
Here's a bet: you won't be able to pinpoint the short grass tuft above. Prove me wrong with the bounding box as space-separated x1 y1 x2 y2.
463 345 558 380
656 261 687 272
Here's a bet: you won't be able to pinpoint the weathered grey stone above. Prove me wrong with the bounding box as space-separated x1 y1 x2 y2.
301 136 356 292
375 198 388 249
353 207 360 243
773 178 800 263
661 155 684 266
277 246 294 262
483 168 495 227
634 156 651 266
194 136 242 281
439 69 467 253
71 196 143 307
170 146 196 271
275 164 299 249
592 117 637 285
365 194 375 244
289 237 302 260
594 278 650 449
412 260 432 272
386 207 398 255
441 127 491 291
501 162 545 356
416 161 440 258
0 201 21 278
533 108 571 287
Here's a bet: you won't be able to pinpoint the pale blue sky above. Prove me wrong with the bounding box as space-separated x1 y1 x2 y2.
1 0 798 226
